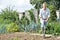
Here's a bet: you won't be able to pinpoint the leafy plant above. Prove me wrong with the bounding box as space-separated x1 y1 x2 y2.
48 4 57 21
0 7 19 24
6 22 19 33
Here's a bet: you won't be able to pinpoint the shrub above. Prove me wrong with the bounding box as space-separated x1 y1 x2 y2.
29 10 35 22
6 22 19 33
53 22 60 33
48 4 57 21
0 7 19 24
46 22 60 35
0 24 7 34
25 21 39 32
46 22 54 34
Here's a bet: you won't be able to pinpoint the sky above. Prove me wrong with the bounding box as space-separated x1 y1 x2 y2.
0 0 35 12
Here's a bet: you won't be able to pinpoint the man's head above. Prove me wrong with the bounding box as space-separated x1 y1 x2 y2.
43 2 47 10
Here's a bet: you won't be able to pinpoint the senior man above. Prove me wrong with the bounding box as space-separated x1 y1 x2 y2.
39 2 50 37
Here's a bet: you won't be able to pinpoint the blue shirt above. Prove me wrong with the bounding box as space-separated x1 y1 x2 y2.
40 8 50 20
39 8 50 23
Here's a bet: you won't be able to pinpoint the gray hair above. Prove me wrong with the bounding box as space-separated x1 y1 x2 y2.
42 2 47 7
43 2 47 4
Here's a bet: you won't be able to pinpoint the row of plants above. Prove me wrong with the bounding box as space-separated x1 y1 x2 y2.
0 6 60 35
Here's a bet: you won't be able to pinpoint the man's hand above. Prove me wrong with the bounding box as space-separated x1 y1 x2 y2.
44 18 48 22
45 17 49 21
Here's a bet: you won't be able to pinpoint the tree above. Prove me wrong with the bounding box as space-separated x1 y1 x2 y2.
48 0 59 10
30 0 59 9
30 0 60 21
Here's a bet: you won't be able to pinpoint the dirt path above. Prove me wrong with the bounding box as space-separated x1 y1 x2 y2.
0 32 60 40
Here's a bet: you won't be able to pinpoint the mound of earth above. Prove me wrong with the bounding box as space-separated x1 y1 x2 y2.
0 32 60 40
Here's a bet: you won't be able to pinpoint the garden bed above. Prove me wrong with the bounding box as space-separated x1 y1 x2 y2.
0 32 60 40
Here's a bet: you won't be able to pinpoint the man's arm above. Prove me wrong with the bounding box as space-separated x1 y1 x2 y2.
47 10 50 21
39 13 42 18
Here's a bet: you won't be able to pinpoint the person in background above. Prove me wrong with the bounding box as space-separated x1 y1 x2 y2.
39 2 50 37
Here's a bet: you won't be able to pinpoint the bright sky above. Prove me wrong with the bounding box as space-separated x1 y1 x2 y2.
0 0 34 12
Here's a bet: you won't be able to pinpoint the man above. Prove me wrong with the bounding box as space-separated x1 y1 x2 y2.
39 2 50 37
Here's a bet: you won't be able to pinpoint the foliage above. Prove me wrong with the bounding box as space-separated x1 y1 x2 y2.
30 0 60 21
0 7 19 24
46 22 60 35
49 0 59 10
0 7 19 33
48 4 57 21
18 17 29 32
25 21 39 32
0 6 60 35
6 22 19 33
0 23 7 34
30 0 60 9
53 22 60 34
29 10 35 21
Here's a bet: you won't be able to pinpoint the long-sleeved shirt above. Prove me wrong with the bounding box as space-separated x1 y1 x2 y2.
39 8 50 23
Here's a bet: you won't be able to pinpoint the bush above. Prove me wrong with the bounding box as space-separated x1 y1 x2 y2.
0 7 20 33
0 7 19 24
46 22 60 35
0 6 60 35
6 22 19 33
0 24 7 34
48 4 57 21
28 10 35 22
53 22 60 33
46 22 54 34
25 21 38 32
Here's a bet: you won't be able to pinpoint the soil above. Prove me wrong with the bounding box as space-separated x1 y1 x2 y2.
0 32 60 40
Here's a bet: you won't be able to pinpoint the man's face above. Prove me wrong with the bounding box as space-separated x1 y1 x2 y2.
43 4 46 10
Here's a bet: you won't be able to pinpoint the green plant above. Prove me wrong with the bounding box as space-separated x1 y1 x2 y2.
6 22 19 33
45 22 60 35
53 22 60 34
29 10 35 22
0 7 19 24
48 4 57 21
0 24 7 34
46 22 54 34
